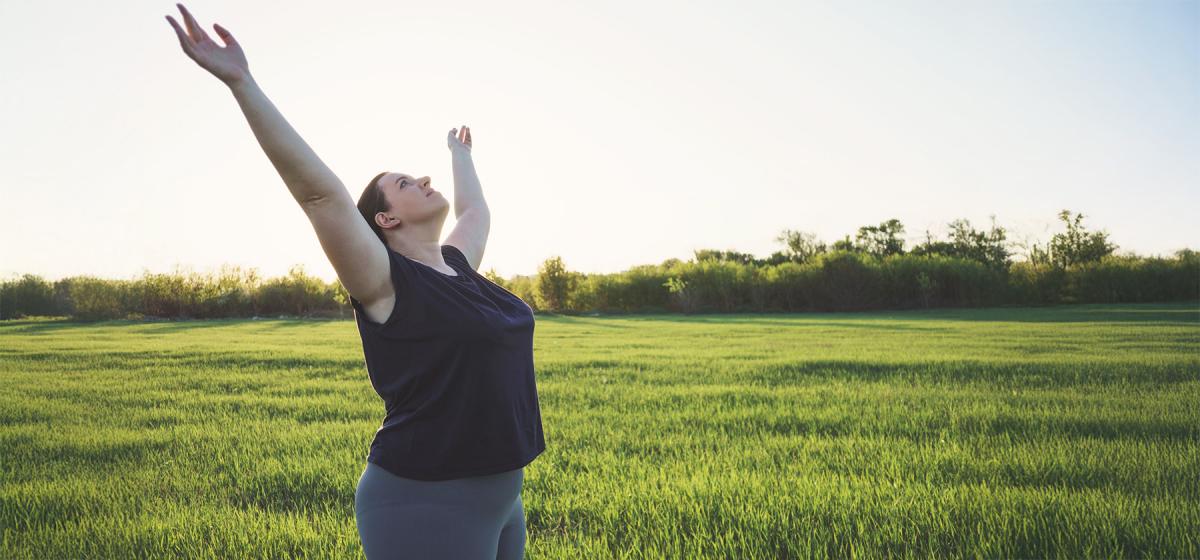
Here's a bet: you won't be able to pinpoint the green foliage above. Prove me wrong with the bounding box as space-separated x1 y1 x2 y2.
831 234 857 252
877 253 1004 309
1 264 350 321
137 269 191 318
855 218 907 258
663 276 698 314
692 258 755 312
331 278 351 309
9 249 1194 321
0 274 56 319
1007 261 1068 304
482 268 508 289
756 260 822 312
1069 253 1199 304
500 274 542 313
693 249 759 265
256 264 341 318
67 276 133 321
2 212 1196 321
1031 210 1117 269
137 264 263 319
817 250 883 310
775 229 828 264
571 273 627 313
911 216 1011 270
535 256 578 312
916 271 936 308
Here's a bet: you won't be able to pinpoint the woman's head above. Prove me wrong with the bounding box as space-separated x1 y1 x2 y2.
357 171 447 244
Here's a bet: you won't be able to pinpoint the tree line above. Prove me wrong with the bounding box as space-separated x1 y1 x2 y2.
2 209 1196 320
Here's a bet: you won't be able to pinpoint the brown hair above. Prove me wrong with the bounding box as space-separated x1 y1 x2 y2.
357 171 392 244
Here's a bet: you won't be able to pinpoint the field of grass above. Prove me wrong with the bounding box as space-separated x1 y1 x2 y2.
1 302 1198 558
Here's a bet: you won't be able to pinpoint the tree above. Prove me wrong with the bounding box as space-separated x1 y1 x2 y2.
482 268 511 290
911 215 1012 270
0 274 57 319
911 230 956 259
831 234 858 253
854 219 906 258
693 249 758 265
949 216 1011 269
536 256 575 312
1031 210 1117 269
775 229 828 264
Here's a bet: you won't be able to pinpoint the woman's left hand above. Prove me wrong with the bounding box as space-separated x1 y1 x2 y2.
448 125 472 154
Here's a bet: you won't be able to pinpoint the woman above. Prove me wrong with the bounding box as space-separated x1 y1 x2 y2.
166 5 546 558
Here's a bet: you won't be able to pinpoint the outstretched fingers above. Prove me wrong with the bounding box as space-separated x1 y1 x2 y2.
166 16 197 56
176 3 210 44
213 22 238 48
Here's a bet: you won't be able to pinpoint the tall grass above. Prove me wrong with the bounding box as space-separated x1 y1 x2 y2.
1 303 1197 558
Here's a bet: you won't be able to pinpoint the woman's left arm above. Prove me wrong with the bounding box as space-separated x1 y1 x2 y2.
448 126 488 217
445 126 490 270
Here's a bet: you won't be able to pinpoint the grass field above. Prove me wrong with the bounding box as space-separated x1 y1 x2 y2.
1 302 1197 559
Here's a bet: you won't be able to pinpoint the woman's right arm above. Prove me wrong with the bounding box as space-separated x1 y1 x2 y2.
166 4 392 305
226 77 344 207
224 77 395 306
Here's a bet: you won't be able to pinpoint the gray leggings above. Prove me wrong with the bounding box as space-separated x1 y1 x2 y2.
354 462 526 560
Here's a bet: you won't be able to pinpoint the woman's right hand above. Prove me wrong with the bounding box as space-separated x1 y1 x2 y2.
166 3 250 86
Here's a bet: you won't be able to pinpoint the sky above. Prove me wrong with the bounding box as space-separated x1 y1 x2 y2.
1 0 1197 283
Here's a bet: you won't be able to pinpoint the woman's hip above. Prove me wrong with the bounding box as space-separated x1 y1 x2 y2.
354 461 524 515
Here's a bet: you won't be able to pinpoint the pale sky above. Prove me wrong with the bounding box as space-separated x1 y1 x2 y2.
2 0 1197 283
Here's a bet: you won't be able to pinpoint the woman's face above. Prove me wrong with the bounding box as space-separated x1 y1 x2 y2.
377 172 446 225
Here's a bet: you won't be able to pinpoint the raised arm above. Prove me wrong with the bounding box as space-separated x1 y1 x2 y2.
443 127 491 270
165 4 391 306
166 4 342 205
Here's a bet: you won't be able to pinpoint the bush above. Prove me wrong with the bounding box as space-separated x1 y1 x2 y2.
1069 253 1200 303
816 251 882 311
1006 261 1067 305
3 246 1195 320
256 265 337 318
68 276 132 321
535 256 576 313
0 274 57 319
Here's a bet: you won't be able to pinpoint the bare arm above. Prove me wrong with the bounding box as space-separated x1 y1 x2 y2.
166 4 390 304
444 127 491 269
228 77 345 205
449 129 488 217
166 4 343 204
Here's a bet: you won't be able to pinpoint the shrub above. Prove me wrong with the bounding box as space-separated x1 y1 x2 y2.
68 276 131 321
0 274 57 319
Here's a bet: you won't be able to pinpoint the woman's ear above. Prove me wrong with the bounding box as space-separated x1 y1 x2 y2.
375 211 395 230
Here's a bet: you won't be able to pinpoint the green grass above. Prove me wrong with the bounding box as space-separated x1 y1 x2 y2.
2 302 1198 559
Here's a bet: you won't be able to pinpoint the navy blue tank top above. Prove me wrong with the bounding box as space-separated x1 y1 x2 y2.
348 244 546 481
